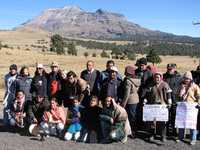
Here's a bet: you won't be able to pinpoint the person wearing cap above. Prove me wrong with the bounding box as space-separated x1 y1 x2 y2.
3 64 18 125
80 60 101 107
15 66 32 102
100 66 122 103
176 71 200 145
144 72 172 142
99 60 122 86
163 63 181 138
121 66 140 138
135 58 154 130
47 61 62 99
30 63 48 99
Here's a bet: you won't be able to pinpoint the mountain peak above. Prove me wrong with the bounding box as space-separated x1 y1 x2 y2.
62 5 82 12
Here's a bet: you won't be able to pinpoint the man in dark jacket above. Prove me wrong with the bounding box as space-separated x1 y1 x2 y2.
81 60 100 101
163 63 181 137
60 71 88 108
135 58 153 129
26 95 50 125
47 62 62 100
100 66 122 103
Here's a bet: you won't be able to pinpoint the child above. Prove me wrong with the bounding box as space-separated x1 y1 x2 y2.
41 98 66 137
64 97 83 141
81 96 102 143
8 90 26 128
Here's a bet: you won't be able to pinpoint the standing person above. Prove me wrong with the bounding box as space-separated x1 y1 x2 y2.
15 66 32 102
121 66 140 138
100 60 122 84
30 63 48 99
60 71 88 108
100 66 122 103
163 63 182 138
47 61 62 99
41 98 66 137
64 97 83 141
135 58 154 129
3 64 18 125
81 60 100 101
145 73 172 142
176 71 200 145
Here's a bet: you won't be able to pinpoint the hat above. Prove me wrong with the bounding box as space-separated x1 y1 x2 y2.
9 64 17 70
183 71 193 80
36 63 44 69
167 63 176 69
136 58 147 66
125 66 135 76
51 61 59 67
110 66 118 72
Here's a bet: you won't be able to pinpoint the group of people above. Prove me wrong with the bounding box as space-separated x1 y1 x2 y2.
2 58 200 145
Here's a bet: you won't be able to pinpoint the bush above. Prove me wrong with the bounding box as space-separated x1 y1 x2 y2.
146 49 162 65
92 53 97 57
67 42 77 56
84 52 89 58
101 50 109 58
127 52 136 60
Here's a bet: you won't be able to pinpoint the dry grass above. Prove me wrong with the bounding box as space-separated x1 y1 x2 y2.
0 29 199 102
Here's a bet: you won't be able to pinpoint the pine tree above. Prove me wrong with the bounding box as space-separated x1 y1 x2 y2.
146 49 162 65
50 34 65 55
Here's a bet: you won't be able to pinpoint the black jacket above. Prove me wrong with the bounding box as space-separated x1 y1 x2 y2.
30 75 47 98
27 98 50 124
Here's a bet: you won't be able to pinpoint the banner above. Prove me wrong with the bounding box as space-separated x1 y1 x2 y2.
143 104 169 122
175 102 198 129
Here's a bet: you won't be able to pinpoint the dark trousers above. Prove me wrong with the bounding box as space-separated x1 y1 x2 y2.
125 104 138 135
166 105 177 137
147 121 166 139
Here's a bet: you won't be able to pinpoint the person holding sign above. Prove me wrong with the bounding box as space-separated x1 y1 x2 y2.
176 71 200 145
144 72 172 142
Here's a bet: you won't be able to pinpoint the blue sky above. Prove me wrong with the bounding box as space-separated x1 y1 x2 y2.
0 0 199 37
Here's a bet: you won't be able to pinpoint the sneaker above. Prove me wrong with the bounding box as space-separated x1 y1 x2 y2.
190 140 196 145
175 139 180 143
148 136 154 142
121 135 127 144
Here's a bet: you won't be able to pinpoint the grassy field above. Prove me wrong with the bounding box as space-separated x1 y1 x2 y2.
0 29 199 102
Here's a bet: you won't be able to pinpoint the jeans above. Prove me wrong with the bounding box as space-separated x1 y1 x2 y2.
178 128 197 141
125 104 138 135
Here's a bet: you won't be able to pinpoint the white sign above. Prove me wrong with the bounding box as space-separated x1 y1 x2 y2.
143 104 169 122
175 102 198 129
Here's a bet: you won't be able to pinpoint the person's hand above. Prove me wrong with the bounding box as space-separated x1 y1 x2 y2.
121 103 126 108
33 118 38 123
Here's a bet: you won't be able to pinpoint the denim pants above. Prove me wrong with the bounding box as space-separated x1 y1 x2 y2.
125 104 138 134
178 128 197 141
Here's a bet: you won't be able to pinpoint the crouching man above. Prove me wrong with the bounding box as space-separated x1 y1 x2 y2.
100 96 130 144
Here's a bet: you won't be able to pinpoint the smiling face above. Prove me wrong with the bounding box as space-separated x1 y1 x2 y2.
23 68 29 76
50 99 57 110
10 69 17 75
155 74 162 84
105 97 112 108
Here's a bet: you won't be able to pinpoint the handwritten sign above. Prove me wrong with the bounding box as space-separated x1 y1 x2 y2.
175 102 198 129
143 104 169 122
